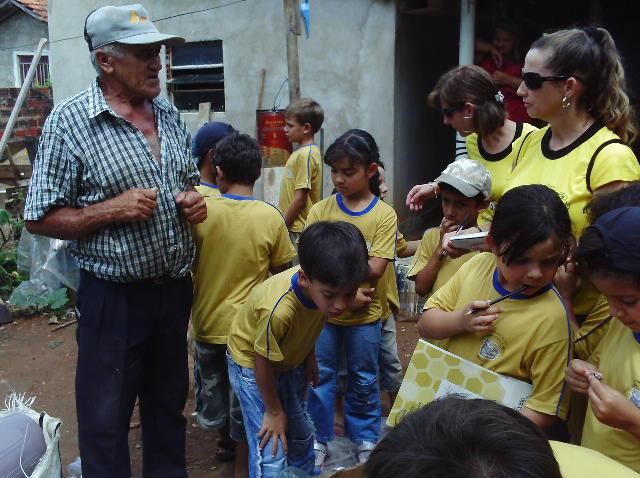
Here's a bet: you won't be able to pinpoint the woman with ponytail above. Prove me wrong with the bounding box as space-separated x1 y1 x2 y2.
496 27 640 321
406 65 537 225
506 26 640 238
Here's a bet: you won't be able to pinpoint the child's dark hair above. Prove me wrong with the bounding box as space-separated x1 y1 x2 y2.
438 181 486 206
587 181 640 223
364 396 562 478
213 133 262 186
286 98 325 134
324 129 381 196
298 221 369 290
490 185 573 265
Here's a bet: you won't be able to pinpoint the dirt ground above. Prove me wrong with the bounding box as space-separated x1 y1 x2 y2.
0 313 420 477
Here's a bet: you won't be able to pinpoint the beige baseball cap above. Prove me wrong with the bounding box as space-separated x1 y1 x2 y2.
84 4 185 52
436 157 492 199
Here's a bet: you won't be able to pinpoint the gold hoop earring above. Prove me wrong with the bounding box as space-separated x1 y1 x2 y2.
562 96 571 109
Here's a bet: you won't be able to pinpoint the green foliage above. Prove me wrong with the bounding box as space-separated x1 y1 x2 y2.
0 207 25 299
10 286 68 313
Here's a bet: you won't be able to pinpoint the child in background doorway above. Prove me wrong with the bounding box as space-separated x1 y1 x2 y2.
418 184 574 429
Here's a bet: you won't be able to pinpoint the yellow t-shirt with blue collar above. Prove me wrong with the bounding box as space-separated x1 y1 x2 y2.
305 193 398 326
581 318 640 472
278 144 323 233
407 227 477 297
424 252 573 419
195 181 220 197
466 122 538 225
191 194 297 345
505 122 640 238
227 267 326 371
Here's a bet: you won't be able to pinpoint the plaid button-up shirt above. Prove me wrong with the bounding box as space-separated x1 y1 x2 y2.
24 79 199 282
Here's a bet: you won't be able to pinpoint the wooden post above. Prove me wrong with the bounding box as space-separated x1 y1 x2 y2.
283 0 301 102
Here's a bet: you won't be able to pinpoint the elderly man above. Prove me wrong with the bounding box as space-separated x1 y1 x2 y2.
24 4 206 477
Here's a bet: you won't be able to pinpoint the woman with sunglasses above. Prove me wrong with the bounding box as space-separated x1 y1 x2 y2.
406 64 537 225
506 26 639 238
503 27 639 325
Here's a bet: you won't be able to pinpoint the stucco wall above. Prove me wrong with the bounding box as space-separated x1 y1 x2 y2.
0 11 48 87
47 0 396 202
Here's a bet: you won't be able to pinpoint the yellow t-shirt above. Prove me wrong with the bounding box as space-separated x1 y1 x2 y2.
581 318 640 472
551 441 640 478
227 267 326 371
306 194 398 326
195 182 220 197
424 253 573 419
466 122 538 225
574 295 612 361
407 228 477 297
191 194 297 345
505 123 640 238
278 144 323 233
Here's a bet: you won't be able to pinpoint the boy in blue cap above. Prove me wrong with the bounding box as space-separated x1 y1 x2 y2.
192 121 236 196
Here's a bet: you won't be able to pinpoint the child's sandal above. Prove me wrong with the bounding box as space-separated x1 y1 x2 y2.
357 441 376 464
314 441 328 472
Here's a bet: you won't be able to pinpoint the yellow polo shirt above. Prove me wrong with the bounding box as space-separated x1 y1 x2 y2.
505 123 640 238
466 122 538 225
407 227 477 297
306 194 397 326
581 319 640 472
227 267 326 371
574 295 612 361
424 253 573 419
195 182 220 197
278 144 323 233
551 441 640 478
191 194 296 345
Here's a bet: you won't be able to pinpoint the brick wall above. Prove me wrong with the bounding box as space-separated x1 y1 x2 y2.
0 88 53 140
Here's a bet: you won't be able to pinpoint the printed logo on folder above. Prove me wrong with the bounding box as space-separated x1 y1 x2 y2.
388 339 533 426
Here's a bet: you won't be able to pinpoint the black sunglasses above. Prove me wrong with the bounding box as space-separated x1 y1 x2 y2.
441 104 465 117
521 71 583 90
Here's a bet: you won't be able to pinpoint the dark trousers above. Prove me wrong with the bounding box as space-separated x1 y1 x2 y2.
75 271 192 478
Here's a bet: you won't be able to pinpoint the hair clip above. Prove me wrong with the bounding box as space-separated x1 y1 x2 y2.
494 91 505 103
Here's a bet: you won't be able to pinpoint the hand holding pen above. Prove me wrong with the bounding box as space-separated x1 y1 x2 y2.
459 286 528 333
440 214 470 260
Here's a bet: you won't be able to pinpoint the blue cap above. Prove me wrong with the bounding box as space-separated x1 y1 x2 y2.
591 207 640 273
191 122 236 165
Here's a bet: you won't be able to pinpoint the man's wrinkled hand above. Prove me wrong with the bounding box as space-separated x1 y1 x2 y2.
176 190 207 224
111 187 158 222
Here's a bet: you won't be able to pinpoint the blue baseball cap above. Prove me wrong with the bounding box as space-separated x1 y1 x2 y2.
591 207 640 273
191 122 236 166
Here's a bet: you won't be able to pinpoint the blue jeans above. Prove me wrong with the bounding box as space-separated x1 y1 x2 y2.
307 321 382 445
227 354 315 478
378 315 403 394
